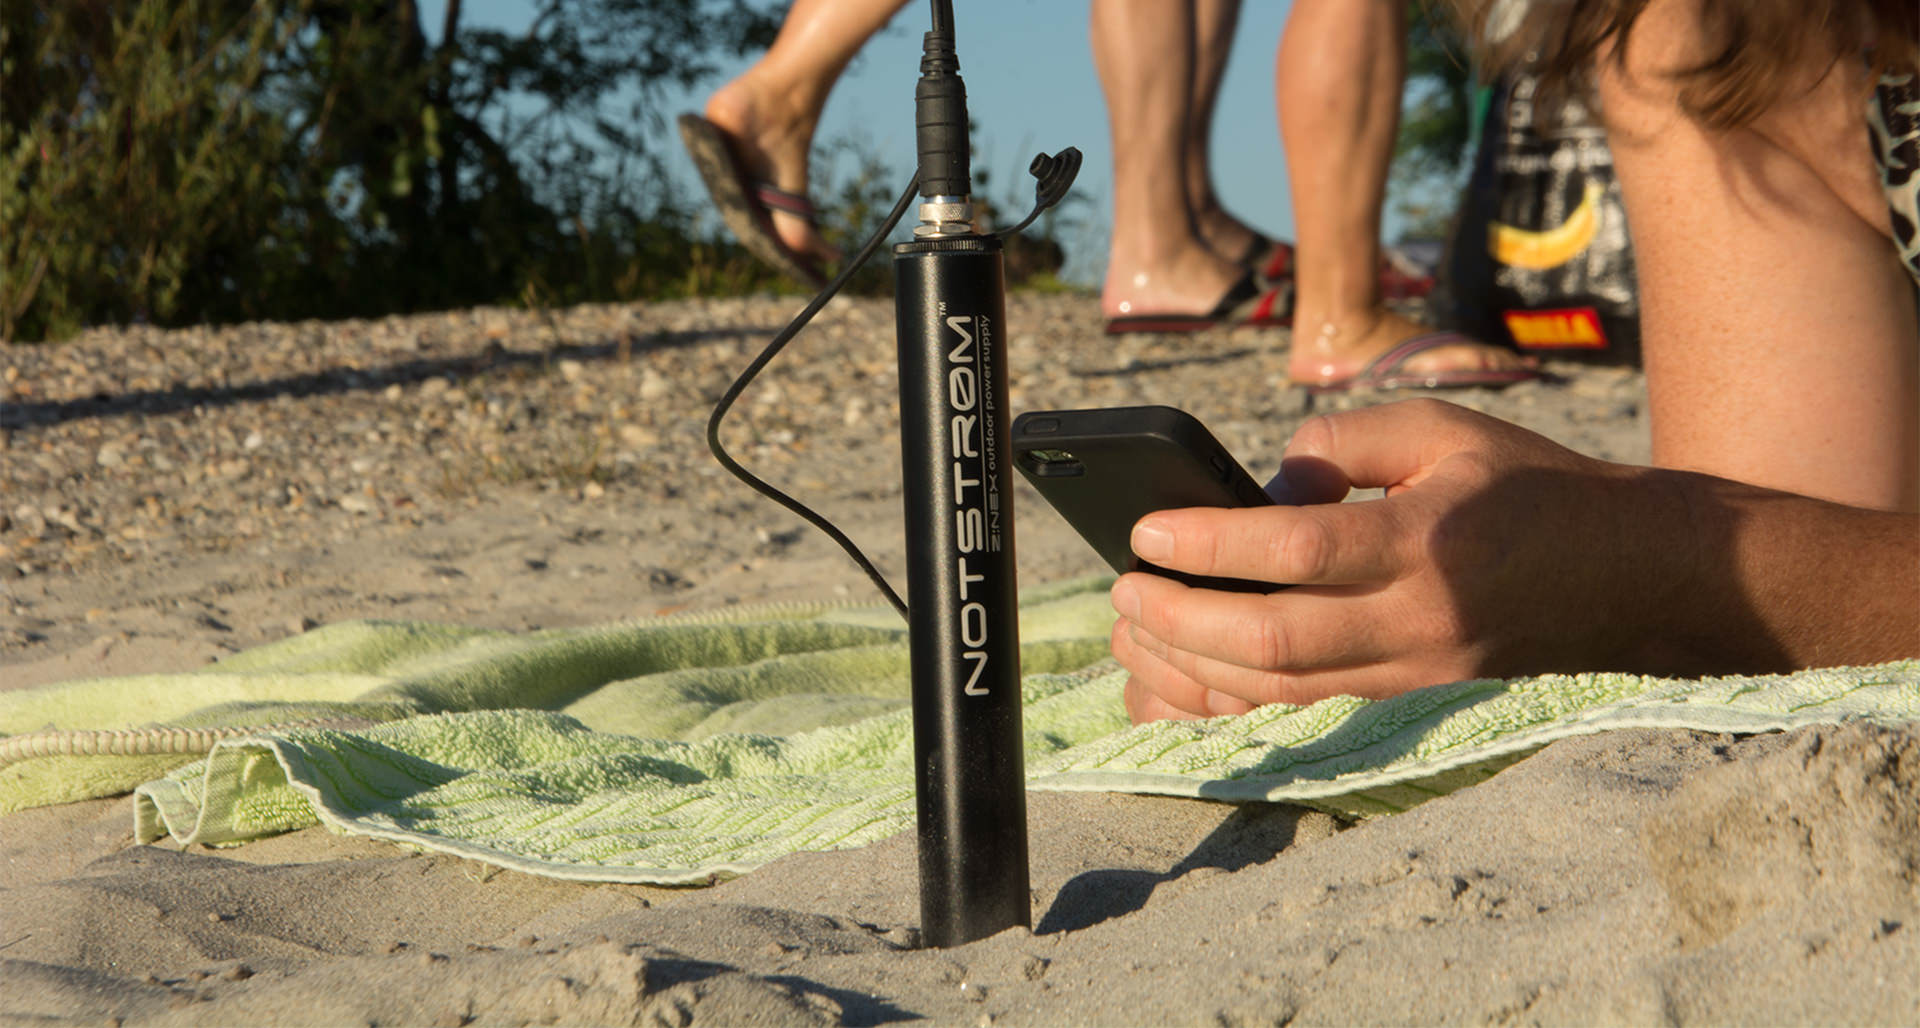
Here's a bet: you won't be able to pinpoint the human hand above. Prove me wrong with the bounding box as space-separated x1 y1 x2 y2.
1110 398 1688 722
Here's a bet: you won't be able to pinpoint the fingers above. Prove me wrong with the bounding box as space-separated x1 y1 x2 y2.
1123 673 1223 723
1113 617 1271 714
1109 571 1476 722
1114 613 1432 720
1134 401 1526 586
1131 498 1410 586
1112 572 1396 672
1114 620 1256 721
1283 398 1496 492
1262 457 1350 506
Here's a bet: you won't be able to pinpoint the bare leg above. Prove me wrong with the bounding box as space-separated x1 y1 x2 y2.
1184 0 1265 262
703 0 909 266
1278 0 1529 384
1094 0 1252 320
1599 0 1918 510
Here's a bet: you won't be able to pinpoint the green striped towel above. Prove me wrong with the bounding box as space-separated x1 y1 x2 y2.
3 578 1914 885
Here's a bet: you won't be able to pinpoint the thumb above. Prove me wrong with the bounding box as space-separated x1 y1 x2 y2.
1284 398 1495 492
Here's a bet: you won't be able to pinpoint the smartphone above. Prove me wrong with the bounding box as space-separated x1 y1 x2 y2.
1011 405 1281 593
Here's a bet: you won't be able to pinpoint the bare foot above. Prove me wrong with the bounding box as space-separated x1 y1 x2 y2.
703 76 841 268
1101 248 1262 321
1288 309 1536 386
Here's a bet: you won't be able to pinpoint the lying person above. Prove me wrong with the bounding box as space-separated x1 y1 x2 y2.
1113 0 1920 720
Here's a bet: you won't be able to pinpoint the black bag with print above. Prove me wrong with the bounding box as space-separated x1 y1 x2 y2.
1436 73 1642 365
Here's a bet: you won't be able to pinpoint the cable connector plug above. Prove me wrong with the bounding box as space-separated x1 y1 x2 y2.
914 29 971 201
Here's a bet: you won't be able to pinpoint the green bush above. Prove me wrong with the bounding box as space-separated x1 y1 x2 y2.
2 0 311 339
2 0 787 342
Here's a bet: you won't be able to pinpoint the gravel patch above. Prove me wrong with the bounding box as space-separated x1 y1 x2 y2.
1 293 1649 680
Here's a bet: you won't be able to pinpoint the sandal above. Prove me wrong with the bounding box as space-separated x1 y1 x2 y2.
1103 272 1294 335
678 113 828 288
1236 233 1295 289
1307 332 1542 393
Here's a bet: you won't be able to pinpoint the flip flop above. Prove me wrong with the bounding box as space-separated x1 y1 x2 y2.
677 113 827 288
1236 232 1295 288
1307 331 1542 393
1103 272 1294 335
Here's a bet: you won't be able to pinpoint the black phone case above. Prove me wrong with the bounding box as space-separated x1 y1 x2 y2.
1011 405 1278 593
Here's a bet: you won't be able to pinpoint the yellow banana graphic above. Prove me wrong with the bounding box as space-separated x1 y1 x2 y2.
1488 181 1603 270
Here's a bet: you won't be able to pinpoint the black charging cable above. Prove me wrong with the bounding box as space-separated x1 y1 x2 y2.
704 176 921 620
704 155 1080 623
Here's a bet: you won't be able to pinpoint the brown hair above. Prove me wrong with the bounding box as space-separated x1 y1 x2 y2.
1449 0 1919 130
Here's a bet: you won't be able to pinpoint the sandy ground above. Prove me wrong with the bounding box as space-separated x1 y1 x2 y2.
3 295 1915 1024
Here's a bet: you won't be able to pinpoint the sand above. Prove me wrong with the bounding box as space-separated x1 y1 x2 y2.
5 725 1914 1025
3 296 1915 1024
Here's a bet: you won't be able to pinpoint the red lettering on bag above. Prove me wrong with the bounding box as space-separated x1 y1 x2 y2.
1504 307 1607 349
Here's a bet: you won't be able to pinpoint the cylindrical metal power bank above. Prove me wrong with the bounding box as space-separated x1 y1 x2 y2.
892 235 1030 947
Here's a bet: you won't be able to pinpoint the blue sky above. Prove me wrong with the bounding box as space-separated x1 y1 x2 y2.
422 1 1302 284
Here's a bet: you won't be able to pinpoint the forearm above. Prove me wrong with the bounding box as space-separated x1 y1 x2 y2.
1644 469 1920 673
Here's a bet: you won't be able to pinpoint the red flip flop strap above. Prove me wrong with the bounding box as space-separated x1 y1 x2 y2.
1238 280 1293 325
753 183 818 223
1259 243 1294 283
1210 276 1291 326
1249 285 1289 323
